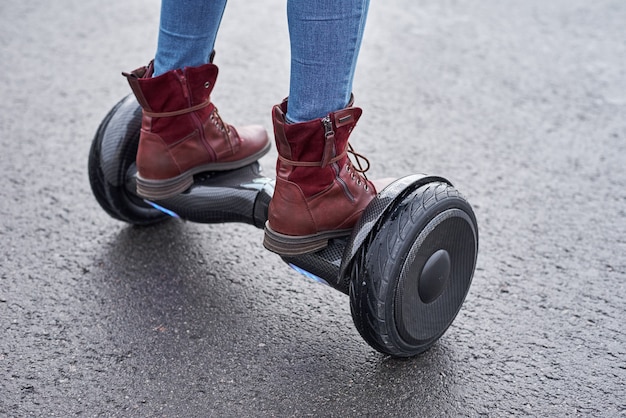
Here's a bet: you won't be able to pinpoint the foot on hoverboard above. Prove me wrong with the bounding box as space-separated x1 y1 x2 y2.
262 99 381 256
123 60 271 201
88 94 479 358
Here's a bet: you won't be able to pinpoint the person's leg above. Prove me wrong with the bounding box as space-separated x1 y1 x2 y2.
264 0 386 256
154 0 227 76
286 0 370 122
123 0 270 200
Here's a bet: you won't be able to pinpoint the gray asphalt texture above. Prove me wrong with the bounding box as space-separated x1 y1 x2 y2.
1 0 625 416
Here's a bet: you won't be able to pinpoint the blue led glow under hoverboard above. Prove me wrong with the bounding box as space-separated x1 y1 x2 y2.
88 95 478 357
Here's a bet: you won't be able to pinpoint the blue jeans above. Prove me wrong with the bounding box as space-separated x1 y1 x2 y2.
153 0 370 122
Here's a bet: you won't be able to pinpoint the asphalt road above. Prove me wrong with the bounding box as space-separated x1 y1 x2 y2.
1 0 625 416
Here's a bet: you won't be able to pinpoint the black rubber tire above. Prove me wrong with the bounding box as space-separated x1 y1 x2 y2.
87 97 168 225
349 181 478 357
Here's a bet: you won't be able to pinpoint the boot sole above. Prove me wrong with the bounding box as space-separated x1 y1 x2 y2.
263 223 352 256
136 142 271 200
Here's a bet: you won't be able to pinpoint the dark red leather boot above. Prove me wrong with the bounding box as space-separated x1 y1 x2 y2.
123 61 270 200
263 100 380 256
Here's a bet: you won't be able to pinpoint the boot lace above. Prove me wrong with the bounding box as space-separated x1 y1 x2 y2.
209 108 230 135
345 143 371 190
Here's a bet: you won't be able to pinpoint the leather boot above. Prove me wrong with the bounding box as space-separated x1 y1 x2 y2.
263 99 379 256
123 60 270 200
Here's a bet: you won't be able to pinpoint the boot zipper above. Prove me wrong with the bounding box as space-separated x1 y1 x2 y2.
321 116 334 167
321 116 355 203
176 72 191 103
321 116 333 137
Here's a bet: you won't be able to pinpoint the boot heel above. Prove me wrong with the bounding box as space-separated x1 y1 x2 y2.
263 223 351 256
136 173 194 201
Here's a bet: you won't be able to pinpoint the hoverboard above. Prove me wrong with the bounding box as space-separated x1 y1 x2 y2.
88 95 479 357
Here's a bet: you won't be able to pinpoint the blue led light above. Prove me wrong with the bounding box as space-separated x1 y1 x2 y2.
288 263 329 287
144 200 180 218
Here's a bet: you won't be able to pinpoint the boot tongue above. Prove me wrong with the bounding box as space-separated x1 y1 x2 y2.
143 61 155 78
122 61 155 80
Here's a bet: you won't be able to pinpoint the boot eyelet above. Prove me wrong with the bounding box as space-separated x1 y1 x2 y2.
346 165 351 172
204 82 211 88
364 184 369 191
